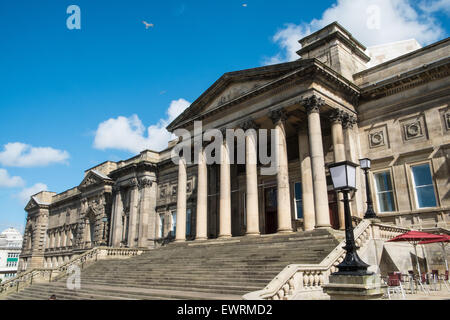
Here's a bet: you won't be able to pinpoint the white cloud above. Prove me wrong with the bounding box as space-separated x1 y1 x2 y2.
265 0 446 65
16 183 48 205
419 0 450 15
0 169 25 188
0 143 70 167
93 98 191 153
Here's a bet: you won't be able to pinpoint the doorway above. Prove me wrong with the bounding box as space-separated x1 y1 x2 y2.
264 187 278 234
328 191 340 230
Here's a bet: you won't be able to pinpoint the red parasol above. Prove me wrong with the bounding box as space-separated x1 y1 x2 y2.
418 234 450 272
388 231 443 275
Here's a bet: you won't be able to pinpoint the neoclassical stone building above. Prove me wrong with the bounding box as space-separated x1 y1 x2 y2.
19 22 450 271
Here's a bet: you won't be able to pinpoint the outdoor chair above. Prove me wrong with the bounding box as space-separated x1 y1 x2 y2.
386 272 406 300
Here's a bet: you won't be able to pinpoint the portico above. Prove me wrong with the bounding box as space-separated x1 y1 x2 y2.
172 94 361 241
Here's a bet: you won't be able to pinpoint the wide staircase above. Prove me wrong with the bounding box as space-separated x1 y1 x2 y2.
7 229 342 300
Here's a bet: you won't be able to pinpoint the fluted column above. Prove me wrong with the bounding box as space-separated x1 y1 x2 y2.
196 147 208 240
343 114 364 217
127 178 139 247
242 120 260 236
270 110 293 233
111 186 124 247
176 157 187 242
304 95 331 228
297 126 316 231
219 135 232 238
138 177 153 247
330 109 346 230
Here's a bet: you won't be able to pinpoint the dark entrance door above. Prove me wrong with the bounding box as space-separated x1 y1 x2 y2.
264 187 278 234
328 191 340 230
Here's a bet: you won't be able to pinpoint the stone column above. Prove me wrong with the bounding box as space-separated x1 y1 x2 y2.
330 109 346 230
304 95 331 228
297 126 316 231
127 179 140 247
111 186 123 247
343 114 364 218
196 147 208 240
138 177 153 247
270 109 293 233
242 120 260 236
219 136 232 238
175 157 187 242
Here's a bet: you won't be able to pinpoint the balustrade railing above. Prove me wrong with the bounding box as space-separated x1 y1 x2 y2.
0 247 148 297
243 219 410 300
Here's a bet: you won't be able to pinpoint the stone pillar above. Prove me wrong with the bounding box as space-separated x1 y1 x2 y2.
242 120 260 236
304 95 331 228
343 114 364 218
126 179 139 247
330 109 346 230
219 137 232 238
176 157 187 242
138 177 153 247
111 186 123 247
297 126 316 231
196 147 208 240
270 109 293 233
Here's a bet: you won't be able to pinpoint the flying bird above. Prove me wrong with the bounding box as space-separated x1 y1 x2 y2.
142 21 154 29
242 3 248 7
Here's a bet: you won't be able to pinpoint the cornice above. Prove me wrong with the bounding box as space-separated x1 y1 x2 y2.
108 161 158 179
360 57 450 101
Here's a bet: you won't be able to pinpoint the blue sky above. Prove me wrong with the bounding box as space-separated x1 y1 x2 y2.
0 0 449 232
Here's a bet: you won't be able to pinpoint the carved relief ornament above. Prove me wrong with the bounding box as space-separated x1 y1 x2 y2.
269 109 288 124
303 95 325 114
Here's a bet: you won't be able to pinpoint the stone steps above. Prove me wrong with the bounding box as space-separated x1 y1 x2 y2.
8 229 341 300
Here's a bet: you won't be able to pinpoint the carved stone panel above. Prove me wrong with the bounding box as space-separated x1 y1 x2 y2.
400 114 428 143
369 131 385 148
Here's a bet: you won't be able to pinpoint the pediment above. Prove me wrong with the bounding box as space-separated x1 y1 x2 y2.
25 198 38 211
167 59 309 131
79 170 111 190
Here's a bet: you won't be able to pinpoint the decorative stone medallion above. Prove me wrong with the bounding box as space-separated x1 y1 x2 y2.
404 121 423 140
369 131 384 148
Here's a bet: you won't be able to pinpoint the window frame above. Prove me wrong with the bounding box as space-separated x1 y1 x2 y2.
371 168 397 213
408 161 439 210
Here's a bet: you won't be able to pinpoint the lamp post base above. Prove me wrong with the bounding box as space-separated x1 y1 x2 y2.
323 274 386 300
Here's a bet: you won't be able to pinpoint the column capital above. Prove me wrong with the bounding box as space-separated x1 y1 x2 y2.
240 119 260 131
303 95 325 114
269 109 288 124
138 177 153 189
127 178 139 188
342 113 358 130
329 109 346 124
112 185 121 193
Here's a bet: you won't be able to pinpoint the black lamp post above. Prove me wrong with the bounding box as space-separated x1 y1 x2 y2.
359 158 377 219
327 161 372 276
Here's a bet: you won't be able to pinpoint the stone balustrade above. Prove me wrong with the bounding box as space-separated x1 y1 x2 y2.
243 219 410 300
0 247 148 297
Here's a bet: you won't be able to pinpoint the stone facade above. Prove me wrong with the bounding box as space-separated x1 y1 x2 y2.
19 22 450 272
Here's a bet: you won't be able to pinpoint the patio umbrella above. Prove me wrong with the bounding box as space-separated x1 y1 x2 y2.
387 231 443 276
419 234 450 272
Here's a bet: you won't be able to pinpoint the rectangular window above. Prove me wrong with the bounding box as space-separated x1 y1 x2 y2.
411 164 437 208
186 208 192 237
374 171 396 212
171 211 177 237
159 214 165 238
294 182 303 219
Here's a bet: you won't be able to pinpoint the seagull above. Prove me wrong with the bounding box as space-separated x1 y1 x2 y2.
242 3 248 7
142 21 154 29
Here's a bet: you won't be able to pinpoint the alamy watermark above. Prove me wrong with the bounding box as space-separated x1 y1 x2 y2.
67 5 81 30
170 121 281 176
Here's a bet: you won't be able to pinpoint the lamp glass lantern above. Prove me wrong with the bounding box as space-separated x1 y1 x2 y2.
328 161 358 191
359 158 371 170
102 217 108 223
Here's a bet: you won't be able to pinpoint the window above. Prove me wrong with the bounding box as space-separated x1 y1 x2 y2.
171 211 177 237
374 171 396 212
159 214 165 238
294 182 303 219
411 164 437 208
186 209 192 237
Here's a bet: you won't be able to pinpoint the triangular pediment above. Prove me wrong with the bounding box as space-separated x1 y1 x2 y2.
167 59 310 131
79 170 112 190
25 198 39 211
